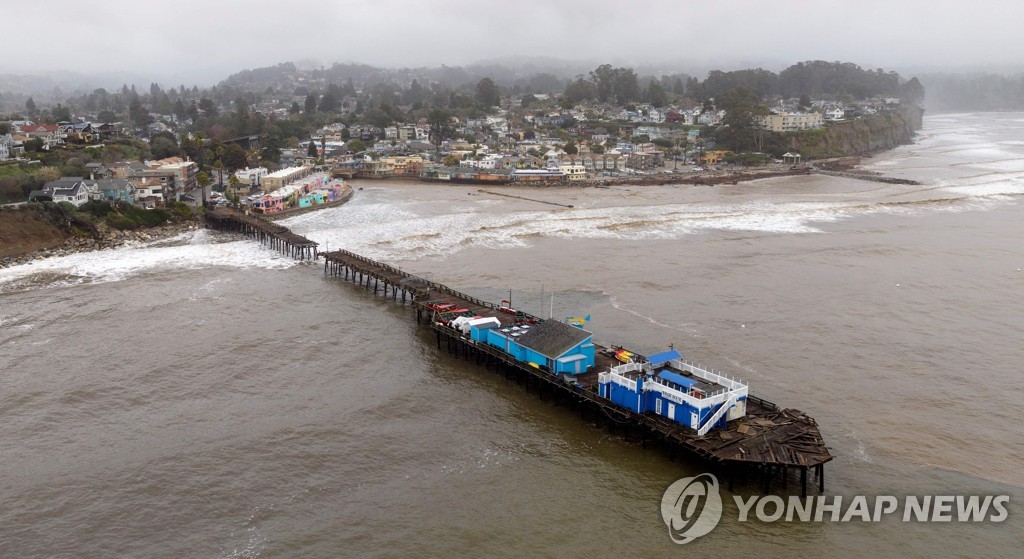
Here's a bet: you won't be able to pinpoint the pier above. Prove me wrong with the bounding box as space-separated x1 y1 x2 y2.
321 248 833 496
205 208 319 260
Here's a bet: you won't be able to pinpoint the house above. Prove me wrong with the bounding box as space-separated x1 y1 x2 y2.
108 161 147 179
233 167 269 187
262 165 313 189
558 162 587 181
144 157 199 198
94 179 136 203
699 150 732 165
132 177 166 207
67 122 97 143
0 134 23 160
84 162 112 179
19 123 64 148
29 179 99 207
823 107 845 122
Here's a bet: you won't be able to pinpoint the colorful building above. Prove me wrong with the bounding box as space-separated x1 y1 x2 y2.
483 320 595 375
598 349 748 435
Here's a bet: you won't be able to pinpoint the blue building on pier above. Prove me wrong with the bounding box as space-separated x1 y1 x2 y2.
483 320 595 374
598 349 748 435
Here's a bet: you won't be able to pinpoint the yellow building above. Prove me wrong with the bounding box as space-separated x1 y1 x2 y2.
757 112 824 132
263 166 313 189
699 150 732 165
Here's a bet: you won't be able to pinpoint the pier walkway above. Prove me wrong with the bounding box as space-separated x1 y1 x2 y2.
205 208 319 260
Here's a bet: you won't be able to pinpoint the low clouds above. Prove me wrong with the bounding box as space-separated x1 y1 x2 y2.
6 0 1022 82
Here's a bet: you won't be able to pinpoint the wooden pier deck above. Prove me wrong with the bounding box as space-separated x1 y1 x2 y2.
322 248 833 495
205 208 319 260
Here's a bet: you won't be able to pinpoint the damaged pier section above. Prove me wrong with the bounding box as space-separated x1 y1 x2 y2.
205 208 319 260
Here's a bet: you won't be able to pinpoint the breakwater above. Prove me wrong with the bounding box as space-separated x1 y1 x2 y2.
811 169 921 185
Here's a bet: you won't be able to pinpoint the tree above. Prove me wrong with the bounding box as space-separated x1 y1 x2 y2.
233 96 251 134
150 132 179 159
129 97 151 128
51 103 71 122
347 139 366 153
645 80 668 107
590 64 616 102
563 141 578 155
25 97 37 115
563 76 597 104
716 87 768 152
427 109 452 150
304 93 318 114
198 97 218 117
260 134 282 165
900 77 925 105
173 98 187 121
289 101 301 114
475 77 500 107
97 110 116 123
613 68 640 104
307 141 319 157
798 94 812 110
222 143 248 170
319 91 340 113
24 138 45 152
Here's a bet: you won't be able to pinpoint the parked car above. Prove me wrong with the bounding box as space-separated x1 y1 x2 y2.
181 194 195 202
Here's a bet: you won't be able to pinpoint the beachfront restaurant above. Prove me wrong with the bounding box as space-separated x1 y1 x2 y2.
483 320 595 374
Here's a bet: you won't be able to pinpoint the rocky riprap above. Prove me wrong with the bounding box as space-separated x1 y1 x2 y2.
0 221 200 269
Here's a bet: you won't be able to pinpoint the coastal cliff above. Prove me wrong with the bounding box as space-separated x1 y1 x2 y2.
781 105 924 159
0 207 68 259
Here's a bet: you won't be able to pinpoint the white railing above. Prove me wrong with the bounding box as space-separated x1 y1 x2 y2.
646 378 733 408
667 358 746 391
604 371 637 392
610 362 645 375
697 394 738 437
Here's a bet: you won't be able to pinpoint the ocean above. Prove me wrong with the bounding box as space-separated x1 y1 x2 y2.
1 112 1022 558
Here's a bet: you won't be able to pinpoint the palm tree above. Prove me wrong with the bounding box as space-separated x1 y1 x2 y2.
694 139 706 166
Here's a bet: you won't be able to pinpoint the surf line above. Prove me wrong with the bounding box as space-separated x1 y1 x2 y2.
478 189 574 208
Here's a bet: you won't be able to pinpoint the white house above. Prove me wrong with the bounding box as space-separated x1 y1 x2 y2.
29 179 99 207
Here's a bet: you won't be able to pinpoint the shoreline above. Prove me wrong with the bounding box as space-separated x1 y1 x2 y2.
0 220 202 269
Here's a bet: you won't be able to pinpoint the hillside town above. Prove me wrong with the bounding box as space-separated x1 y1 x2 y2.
1 60 924 211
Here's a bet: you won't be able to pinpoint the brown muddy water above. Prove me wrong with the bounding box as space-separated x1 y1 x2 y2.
1 112 1022 557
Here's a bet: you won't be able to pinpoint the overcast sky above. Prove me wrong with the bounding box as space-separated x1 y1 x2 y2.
5 0 1022 84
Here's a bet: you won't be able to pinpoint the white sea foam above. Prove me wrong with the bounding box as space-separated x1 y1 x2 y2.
0 230 296 292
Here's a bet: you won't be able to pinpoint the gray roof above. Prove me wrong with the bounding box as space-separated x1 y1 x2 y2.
94 179 132 192
34 179 86 199
514 320 592 360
